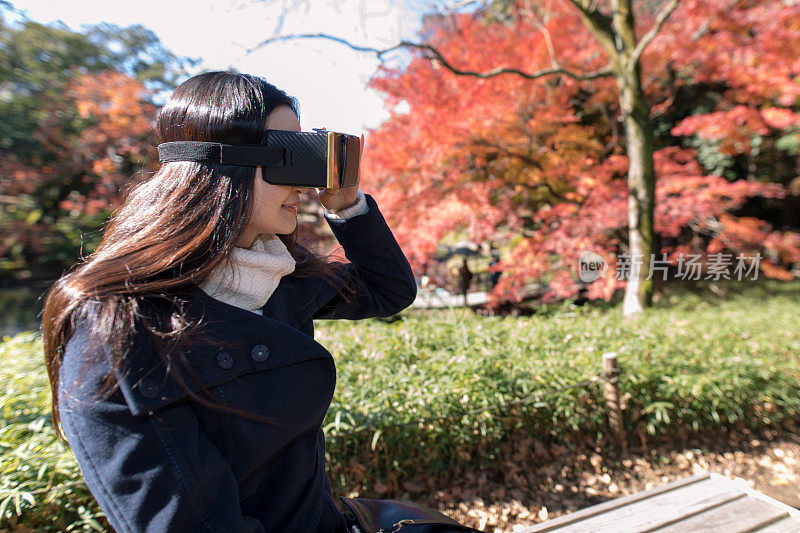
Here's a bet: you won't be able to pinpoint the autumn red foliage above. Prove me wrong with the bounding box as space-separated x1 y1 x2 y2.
0 71 157 276
361 0 800 305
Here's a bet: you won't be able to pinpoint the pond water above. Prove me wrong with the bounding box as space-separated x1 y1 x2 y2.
0 282 51 339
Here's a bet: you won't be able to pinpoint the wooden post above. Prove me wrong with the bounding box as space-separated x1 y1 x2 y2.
602 352 627 451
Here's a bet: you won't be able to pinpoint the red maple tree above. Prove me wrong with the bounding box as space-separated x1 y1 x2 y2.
361 0 800 306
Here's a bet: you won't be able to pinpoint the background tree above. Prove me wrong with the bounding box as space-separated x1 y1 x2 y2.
0 4 196 280
254 0 800 313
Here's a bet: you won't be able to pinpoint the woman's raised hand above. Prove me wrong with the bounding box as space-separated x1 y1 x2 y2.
316 185 360 213
315 133 364 213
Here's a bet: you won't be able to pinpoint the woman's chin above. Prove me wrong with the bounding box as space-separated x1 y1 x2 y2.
274 221 297 235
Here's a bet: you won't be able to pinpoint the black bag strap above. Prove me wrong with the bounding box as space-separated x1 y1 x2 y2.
380 519 486 532
341 496 486 533
157 141 285 167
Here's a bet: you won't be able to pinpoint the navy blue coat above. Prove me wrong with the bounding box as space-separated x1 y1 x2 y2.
58 194 417 532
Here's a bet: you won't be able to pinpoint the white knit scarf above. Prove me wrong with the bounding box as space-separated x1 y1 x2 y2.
198 234 296 315
198 189 368 315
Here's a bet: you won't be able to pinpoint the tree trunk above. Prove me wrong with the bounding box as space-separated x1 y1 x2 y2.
620 78 656 315
612 0 657 316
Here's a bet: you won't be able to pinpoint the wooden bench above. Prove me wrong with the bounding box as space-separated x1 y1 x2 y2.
517 471 800 532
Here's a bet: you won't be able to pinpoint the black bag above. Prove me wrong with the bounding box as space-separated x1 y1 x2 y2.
340 496 486 533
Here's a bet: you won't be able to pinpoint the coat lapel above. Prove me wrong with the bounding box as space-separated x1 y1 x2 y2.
114 285 334 416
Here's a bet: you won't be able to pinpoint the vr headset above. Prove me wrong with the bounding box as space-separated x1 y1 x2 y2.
157 129 361 189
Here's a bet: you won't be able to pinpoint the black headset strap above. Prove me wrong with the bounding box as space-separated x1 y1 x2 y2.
157 141 285 167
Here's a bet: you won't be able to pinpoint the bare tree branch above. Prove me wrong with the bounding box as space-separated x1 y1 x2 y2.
562 0 622 69
562 0 618 62
425 0 485 15
247 32 615 80
520 0 562 70
271 0 310 35
631 0 681 64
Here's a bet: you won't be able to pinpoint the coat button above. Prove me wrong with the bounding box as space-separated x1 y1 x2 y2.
250 344 270 363
216 351 234 370
139 378 161 398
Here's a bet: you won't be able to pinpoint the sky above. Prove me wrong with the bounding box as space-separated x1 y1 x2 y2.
12 0 425 134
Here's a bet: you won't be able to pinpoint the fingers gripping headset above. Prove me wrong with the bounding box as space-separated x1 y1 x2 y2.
157 129 362 189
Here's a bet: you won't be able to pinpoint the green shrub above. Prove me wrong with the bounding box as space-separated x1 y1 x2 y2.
2 279 799 529
0 333 108 531
319 279 800 492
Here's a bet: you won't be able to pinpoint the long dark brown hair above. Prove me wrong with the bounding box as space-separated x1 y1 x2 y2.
42 71 357 443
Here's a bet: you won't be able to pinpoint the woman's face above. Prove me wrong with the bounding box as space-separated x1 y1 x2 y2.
236 105 308 247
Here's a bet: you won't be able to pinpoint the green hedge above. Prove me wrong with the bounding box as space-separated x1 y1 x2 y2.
320 280 800 492
0 332 108 531
2 279 799 530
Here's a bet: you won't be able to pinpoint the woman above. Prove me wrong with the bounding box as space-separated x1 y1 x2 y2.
42 71 417 532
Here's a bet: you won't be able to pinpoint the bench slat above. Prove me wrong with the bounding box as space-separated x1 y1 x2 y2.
754 516 800 532
651 496 789 533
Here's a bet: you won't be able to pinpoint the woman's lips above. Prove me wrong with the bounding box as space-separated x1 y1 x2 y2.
282 204 298 214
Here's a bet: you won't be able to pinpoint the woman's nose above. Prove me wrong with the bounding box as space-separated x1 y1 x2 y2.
297 187 309 195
